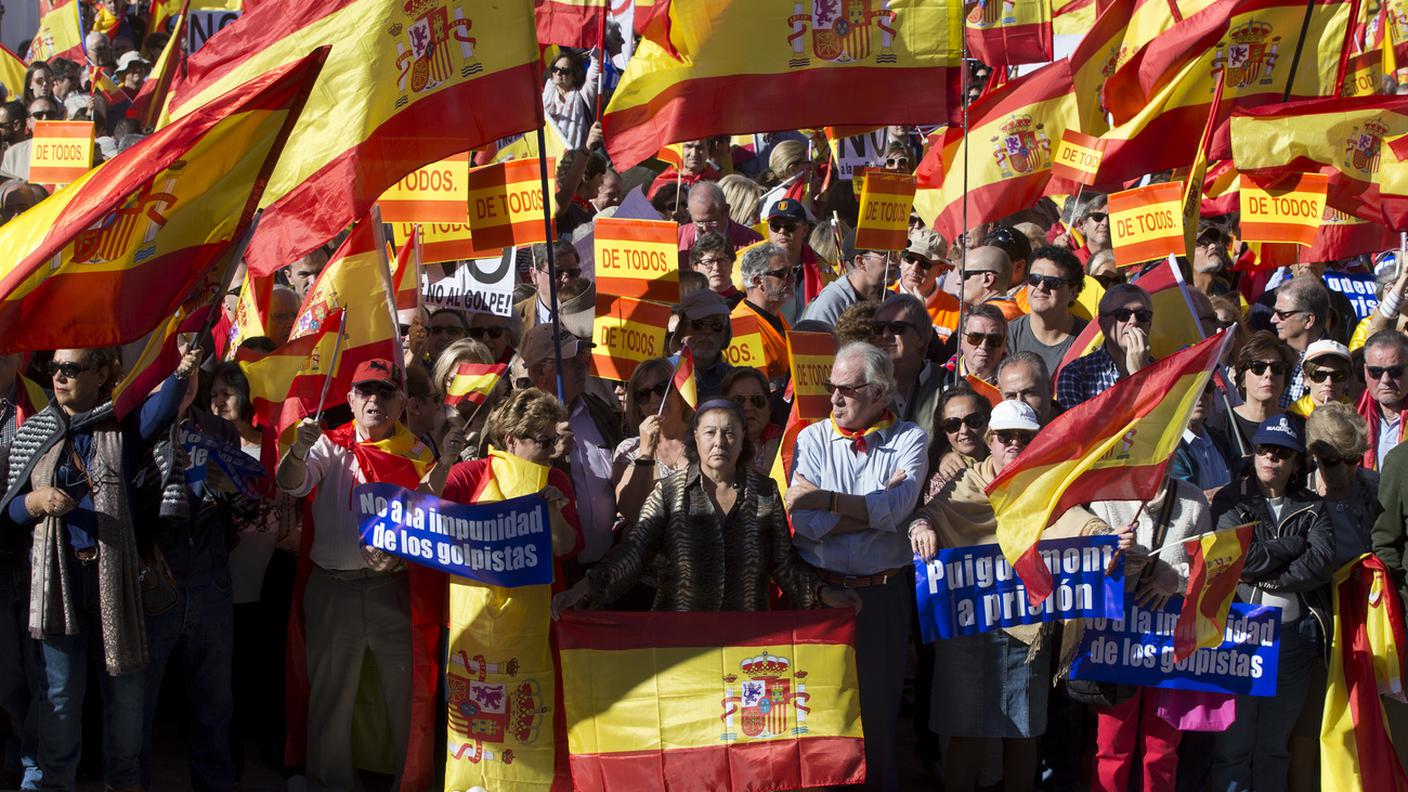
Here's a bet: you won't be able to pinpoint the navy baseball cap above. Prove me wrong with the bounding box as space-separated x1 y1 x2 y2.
1251 415 1304 454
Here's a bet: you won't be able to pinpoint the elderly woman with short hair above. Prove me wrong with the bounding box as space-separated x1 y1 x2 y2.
1306 401 1379 565
553 399 859 613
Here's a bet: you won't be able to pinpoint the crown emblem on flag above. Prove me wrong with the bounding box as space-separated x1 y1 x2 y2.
446 651 546 767
391 0 479 103
1213 19 1281 89
741 651 791 677
992 115 1051 178
785 0 900 69
720 650 813 742
1345 120 1388 175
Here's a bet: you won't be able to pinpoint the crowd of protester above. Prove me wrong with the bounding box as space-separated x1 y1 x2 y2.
4 9 1408 792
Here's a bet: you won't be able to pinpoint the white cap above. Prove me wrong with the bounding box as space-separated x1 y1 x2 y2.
988 399 1041 432
1303 339 1351 366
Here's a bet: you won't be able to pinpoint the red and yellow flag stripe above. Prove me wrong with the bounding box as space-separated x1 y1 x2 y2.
446 362 506 408
1173 523 1254 660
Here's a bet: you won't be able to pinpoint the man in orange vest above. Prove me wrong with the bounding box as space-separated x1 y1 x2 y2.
731 242 794 387
894 229 961 341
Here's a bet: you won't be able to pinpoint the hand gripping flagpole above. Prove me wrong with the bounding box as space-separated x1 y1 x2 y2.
536 125 568 405
197 210 262 351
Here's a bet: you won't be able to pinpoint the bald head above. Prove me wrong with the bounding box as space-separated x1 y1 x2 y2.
267 286 301 344
969 246 1012 284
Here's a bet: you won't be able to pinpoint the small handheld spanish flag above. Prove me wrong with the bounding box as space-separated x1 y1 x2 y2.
446 362 506 408
1173 522 1255 661
670 345 698 410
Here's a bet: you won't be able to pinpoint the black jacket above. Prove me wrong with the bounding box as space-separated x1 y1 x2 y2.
1211 474 1336 648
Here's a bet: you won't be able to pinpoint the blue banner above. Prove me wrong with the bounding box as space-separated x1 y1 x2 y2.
914 535 1125 642
1324 272 1379 321
1067 598 1281 697
179 427 266 498
354 482 553 587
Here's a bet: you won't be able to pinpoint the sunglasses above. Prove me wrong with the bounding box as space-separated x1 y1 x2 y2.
1305 367 1349 384
48 360 95 378
764 267 793 281
467 326 506 340
731 393 768 409
550 66 573 75
30 110 59 120
1255 444 1296 461
941 414 987 433
823 380 872 398
1092 273 1125 289
1086 211 1108 224
689 317 725 333
1244 360 1289 377
1103 307 1153 324
352 382 399 399
769 220 800 233
1272 309 1306 321
1026 273 1074 291
520 433 556 447
902 253 936 270
886 157 911 168
963 269 997 280
635 381 669 403
964 332 1004 349
871 319 914 337
1316 453 1356 468
430 325 466 337
993 430 1036 445
1368 364 1406 380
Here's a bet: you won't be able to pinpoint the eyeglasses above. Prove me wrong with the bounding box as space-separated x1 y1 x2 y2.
871 319 914 337
352 382 399 399
550 66 572 75
941 414 987 433
1272 309 1306 321
696 256 731 269
769 220 799 234
1086 211 1108 224
30 109 59 120
731 393 768 409
963 269 997 280
902 253 936 271
397 323 413 337
1102 307 1153 324
520 433 556 447
823 380 872 398
964 332 1005 349
429 325 466 338
48 360 95 379
1026 273 1074 291
1091 273 1125 289
885 157 911 169
1368 364 1406 380
1316 453 1356 468
1244 360 1289 377
993 430 1036 446
689 317 725 333
634 381 669 403
1255 444 1296 462
467 326 506 341
763 267 793 281
1305 367 1349 384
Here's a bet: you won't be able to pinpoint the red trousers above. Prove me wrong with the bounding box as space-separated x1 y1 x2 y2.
1092 688 1182 791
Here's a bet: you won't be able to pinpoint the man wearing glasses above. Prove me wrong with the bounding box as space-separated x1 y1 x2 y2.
764 199 826 321
1357 331 1408 470
1268 276 1332 408
732 243 795 386
894 229 960 340
873 293 942 438
960 245 1024 321
1071 193 1112 266
675 180 760 268
1008 246 1088 376
1056 283 1154 408
943 303 1008 390
784 342 928 792
801 232 896 327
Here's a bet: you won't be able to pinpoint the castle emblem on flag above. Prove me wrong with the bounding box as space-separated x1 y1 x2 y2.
1344 119 1388 176
786 0 899 68
389 0 478 107
1211 19 1281 89
446 650 547 765
719 651 813 741
967 0 1017 29
70 164 184 265
991 115 1051 178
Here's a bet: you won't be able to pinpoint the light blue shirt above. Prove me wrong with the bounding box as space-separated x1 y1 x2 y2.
789 418 929 575
1380 412 1402 472
799 275 860 328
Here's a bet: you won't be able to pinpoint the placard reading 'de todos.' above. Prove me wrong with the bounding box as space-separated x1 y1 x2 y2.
355 482 553 587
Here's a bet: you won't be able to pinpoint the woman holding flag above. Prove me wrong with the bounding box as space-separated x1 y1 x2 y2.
612 357 692 525
1208 416 1335 791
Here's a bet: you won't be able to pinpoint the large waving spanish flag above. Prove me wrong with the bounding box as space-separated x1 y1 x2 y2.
28 0 85 63
165 0 541 276
557 609 865 791
990 331 1233 604
1173 522 1254 661
0 51 324 353
536 0 607 48
239 308 345 435
1053 257 1208 374
0 46 25 101
602 0 963 171
1321 554 1408 792
287 214 400 415
129 2 190 131
1220 94 1408 225
965 0 1052 67
912 59 1077 243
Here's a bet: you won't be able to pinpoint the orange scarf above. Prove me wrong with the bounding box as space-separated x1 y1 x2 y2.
830 411 896 454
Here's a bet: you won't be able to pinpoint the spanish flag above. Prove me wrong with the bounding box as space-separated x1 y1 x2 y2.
165 0 541 276
111 301 214 419
965 0 1053 67
912 59 1077 243
1220 93 1408 225
557 609 865 791
1321 554 1408 792
671 344 698 410
446 362 506 408
228 269 274 352
0 46 26 101
536 0 607 49
990 331 1233 604
0 51 324 352
28 0 85 63
602 0 964 171
13 371 50 426
149 0 241 37
1172 523 1254 661
287 214 401 415
770 331 835 504
1054 257 1207 376
129 2 189 131
390 224 422 312
239 308 345 435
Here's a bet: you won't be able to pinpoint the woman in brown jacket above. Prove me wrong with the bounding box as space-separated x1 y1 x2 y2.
552 399 859 613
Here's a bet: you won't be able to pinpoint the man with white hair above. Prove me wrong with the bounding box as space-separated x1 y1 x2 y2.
731 242 794 386
784 342 928 792
676 180 761 266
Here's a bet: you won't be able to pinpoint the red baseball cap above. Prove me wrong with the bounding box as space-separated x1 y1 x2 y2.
350 358 404 389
